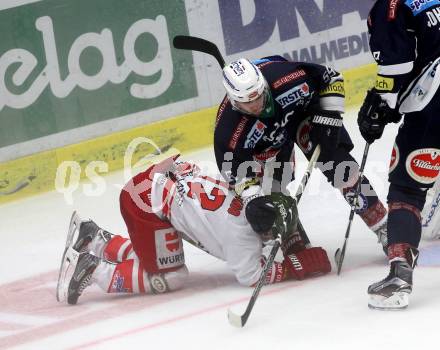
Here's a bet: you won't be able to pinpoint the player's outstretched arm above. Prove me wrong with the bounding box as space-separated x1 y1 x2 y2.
245 194 331 284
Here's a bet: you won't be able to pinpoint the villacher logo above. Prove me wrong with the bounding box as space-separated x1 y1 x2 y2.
406 148 440 184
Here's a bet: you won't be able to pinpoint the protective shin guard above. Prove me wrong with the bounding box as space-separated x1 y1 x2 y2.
387 184 426 247
388 202 422 247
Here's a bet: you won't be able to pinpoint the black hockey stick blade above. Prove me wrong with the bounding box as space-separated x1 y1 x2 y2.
173 35 225 68
335 243 347 275
335 213 354 274
227 239 281 328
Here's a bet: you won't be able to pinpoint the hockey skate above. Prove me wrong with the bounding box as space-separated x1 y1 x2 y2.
368 248 418 310
71 211 111 253
66 252 100 305
56 212 107 302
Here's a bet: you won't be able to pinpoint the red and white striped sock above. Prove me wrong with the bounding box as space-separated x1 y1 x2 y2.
102 235 134 263
94 259 151 294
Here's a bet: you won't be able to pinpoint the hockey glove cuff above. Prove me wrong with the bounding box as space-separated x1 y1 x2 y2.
309 109 343 160
283 247 331 280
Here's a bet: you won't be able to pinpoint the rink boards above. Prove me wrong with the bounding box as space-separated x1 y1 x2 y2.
0 64 375 204
0 0 377 204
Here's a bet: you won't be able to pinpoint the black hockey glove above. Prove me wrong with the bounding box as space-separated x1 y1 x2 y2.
309 109 343 160
245 193 298 241
358 89 402 144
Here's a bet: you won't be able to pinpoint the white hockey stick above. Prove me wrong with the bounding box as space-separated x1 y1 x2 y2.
227 145 321 328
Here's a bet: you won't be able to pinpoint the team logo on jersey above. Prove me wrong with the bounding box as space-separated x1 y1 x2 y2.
389 144 400 173
272 69 306 89
275 83 310 108
406 148 440 184
244 121 267 148
427 8 440 27
262 110 294 145
405 0 440 15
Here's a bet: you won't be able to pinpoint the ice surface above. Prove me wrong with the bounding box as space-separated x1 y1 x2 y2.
1 112 439 350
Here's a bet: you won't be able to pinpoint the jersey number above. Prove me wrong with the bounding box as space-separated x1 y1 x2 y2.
187 176 228 211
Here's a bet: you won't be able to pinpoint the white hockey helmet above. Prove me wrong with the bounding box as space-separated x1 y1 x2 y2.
222 58 269 115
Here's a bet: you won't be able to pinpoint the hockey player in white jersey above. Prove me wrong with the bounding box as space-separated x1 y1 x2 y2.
57 155 331 304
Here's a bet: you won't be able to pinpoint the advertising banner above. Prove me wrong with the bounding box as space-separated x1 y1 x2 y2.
0 0 378 203
217 0 371 66
0 0 196 148
0 0 375 159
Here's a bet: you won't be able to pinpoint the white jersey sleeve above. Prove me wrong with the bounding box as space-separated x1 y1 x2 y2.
150 168 264 286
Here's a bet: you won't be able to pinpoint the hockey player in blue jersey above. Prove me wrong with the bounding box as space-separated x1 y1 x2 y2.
358 0 440 309
214 56 389 254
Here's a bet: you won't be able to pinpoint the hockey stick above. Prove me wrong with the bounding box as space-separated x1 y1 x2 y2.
334 143 370 275
173 35 225 68
227 145 321 328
